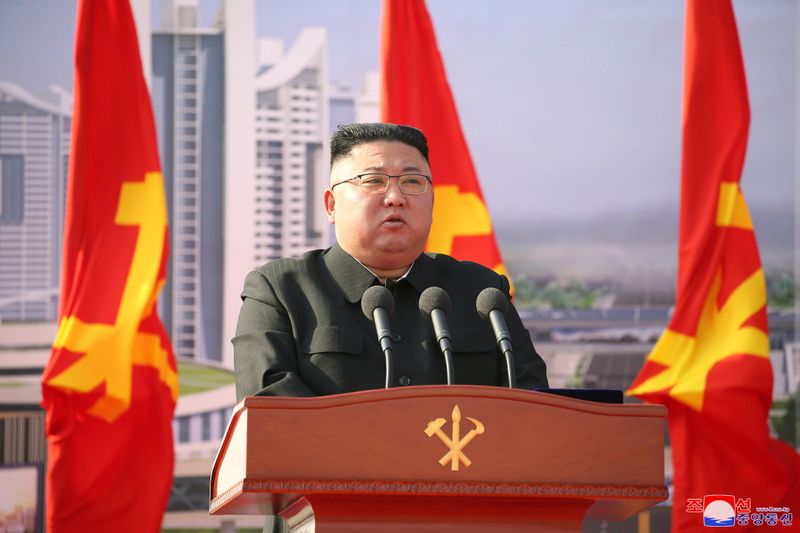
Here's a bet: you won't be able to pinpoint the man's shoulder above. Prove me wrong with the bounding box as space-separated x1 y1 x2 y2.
424 252 506 285
252 248 326 280
240 249 330 302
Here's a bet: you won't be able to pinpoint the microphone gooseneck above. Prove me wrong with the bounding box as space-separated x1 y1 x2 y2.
476 287 517 388
362 285 396 389
419 286 455 385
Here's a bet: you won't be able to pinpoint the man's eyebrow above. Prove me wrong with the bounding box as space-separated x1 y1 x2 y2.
362 165 424 173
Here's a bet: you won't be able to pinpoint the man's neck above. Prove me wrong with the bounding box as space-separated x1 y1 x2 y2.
371 266 411 283
352 258 413 283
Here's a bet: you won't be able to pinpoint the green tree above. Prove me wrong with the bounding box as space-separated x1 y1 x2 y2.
767 271 794 308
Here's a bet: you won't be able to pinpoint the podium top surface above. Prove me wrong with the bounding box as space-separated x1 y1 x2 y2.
238 384 662 416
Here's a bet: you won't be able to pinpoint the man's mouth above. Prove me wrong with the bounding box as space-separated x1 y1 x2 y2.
381 214 406 227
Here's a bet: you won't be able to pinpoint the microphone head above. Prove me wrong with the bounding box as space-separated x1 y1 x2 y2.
476 287 509 321
361 285 395 320
419 286 451 318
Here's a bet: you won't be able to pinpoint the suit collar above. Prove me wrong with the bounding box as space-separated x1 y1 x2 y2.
323 243 439 303
323 243 376 303
405 252 438 294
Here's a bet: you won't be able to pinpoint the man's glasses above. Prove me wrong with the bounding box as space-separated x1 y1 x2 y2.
331 173 432 195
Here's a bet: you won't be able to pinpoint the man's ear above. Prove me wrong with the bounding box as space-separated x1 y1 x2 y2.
323 188 335 223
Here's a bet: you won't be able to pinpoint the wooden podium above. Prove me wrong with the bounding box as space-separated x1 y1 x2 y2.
210 385 667 532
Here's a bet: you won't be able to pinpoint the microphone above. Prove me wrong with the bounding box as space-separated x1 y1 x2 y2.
476 287 517 388
419 287 455 385
362 285 396 389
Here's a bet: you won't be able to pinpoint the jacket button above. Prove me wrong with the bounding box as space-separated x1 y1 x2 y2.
392 333 402 343
398 375 412 386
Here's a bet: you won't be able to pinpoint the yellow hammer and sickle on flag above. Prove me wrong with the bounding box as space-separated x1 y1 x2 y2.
427 185 509 277
628 183 768 411
48 172 179 422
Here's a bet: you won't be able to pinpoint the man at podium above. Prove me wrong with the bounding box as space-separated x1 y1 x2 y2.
233 123 548 400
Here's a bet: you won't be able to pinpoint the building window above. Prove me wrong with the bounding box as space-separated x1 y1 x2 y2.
201 412 211 441
0 155 24 224
177 416 190 443
177 338 194 349
219 408 231 437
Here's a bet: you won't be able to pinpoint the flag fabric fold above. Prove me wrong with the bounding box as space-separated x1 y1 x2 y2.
380 0 508 278
41 1 178 531
627 0 800 530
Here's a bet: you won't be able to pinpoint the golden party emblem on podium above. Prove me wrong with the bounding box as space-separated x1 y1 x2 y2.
424 405 485 471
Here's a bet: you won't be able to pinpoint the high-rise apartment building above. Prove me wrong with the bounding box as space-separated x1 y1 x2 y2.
253 29 332 264
152 1 332 367
152 0 258 366
0 83 71 322
152 0 238 363
329 72 380 133
152 0 229 362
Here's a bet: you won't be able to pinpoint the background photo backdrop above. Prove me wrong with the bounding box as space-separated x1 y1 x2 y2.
0 0 795 310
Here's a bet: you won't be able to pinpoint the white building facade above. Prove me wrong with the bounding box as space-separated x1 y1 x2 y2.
152 2 335 368
0 83 70 322
252 29 333 266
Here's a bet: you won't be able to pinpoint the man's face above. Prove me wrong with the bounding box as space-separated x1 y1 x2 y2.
324 140 434 271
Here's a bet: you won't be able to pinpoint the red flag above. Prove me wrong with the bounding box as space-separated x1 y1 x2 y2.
41 1 178 531
380 0 508 278
628 0 800 530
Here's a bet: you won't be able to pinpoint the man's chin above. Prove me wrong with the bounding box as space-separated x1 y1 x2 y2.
374 238 422 254
365 241 424 263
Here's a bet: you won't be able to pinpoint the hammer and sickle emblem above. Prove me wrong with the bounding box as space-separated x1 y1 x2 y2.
423 404 485 471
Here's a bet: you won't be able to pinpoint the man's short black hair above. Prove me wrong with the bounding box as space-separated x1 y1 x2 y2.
330 123 429 167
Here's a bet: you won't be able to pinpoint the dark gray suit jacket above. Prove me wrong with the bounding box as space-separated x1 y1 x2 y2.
233 243 548 400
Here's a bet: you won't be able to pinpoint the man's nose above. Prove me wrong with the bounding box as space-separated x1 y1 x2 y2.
383 179 407 206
